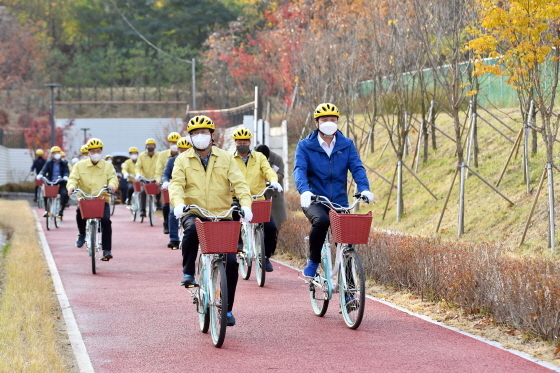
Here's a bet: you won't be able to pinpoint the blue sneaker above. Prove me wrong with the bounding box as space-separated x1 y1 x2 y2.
302 259 319 277
226 312 236 326
180 274 196 286
345 295 358 312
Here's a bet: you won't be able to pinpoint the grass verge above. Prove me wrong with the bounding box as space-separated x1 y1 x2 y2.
0 200 75 372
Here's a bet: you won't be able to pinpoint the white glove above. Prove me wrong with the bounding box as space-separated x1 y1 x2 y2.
36 174 43 180
300 191 313 208
241 206 253 223
161 181 169 190
135 175 141 181
62 176 68 181
174 204 186 219
272 165 279 173
270 181 283 192
360 191 374 203
123 172 130 179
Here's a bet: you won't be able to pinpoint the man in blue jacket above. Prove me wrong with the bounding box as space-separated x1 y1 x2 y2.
293 103 374 277
37 146 70 218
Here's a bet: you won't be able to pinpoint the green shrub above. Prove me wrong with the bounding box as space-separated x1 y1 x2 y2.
0 182 35 193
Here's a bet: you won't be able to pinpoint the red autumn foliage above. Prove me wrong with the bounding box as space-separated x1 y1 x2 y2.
20 112 74 152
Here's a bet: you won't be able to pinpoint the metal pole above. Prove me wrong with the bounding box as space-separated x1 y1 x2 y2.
253 86 259 144
191 58 196 110
45 84 60 147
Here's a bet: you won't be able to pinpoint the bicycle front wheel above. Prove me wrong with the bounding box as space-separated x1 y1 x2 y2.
310 252 330 317
209 262 228 348
197 257 209 333
339 249 365 329
130 196 137 221
254 226 265 287
238 225 252 280
148 196 154 226
45 198 52 230
37 188 44 208
110 194 116 216
89 220 97 274
54 197 61 228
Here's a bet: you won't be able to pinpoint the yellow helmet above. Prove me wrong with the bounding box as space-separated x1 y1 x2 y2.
177 137 192 149
128 146 139 153
87 138 103 150
50 146 62 153
35 149 44 155
187 115 215 133
232 127 252 140
80 145 89 154
104 154 113 159
145 138 156 145
167 132 181 142
60 151 66 157
313 103 340 119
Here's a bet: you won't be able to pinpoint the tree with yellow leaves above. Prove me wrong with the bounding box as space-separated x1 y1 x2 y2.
468 0 560 250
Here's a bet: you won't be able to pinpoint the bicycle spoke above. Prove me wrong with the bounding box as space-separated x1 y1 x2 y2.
339 250 365 329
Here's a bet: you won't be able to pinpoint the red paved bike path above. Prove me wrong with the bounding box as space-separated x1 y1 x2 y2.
40 205 555 373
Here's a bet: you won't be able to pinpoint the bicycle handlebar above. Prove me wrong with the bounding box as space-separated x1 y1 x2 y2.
311 194 367 213
181 204 242 222
137 175 156 183
72 186 111 199
43 177 64 186
252 182 277 200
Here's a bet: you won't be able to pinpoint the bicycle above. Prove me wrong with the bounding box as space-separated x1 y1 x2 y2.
129 180 141 221
35 178 44 208
301 194 372 330
110 192 116 216
180 203 242 348
237 184 276 287
138 176 158 226
43 178 63 230
73 187 110 274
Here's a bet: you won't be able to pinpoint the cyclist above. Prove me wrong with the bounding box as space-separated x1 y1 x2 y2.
30 149 46 202
161 137 191 249
293 103 374 277
61 151 71 172
232 128 283 272
135 138 160 218
255 144 288 229
121 147 139 205
169 115 253 327
155 132 181 235
36 146 70 218
67 138 118 260
79 144 89 161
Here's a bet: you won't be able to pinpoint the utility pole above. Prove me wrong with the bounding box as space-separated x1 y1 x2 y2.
80 128 90 144
45 84 61 147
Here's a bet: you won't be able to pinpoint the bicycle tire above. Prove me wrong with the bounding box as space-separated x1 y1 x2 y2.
90 220 97 274
210 261 228 348
45 198 51 230
110 194 116 216
37 188 44 208
149 196 154 226
255 226 266 287
238 225 252 280
339 249 365 329
197 256 210 333
54 197 61 228
310 252 330 317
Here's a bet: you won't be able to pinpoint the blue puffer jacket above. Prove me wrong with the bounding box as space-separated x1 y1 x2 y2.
293 129 369 207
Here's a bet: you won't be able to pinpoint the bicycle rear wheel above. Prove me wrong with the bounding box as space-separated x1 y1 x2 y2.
197 256 209 333
310 251 330 317
209 261 228 348
149 195 155 226
130 195 137 222
37 188 44 208
54 197 62 228
238 225 252 280
89 220 97 274
254 226 265 287
45 198 52 230
110 194 116 216
339 249 365 329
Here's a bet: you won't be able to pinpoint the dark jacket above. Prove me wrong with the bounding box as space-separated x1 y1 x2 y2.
293 129 369 207
39 159 70 182
266 151 287 227
31 157 46 173
162 155 177 183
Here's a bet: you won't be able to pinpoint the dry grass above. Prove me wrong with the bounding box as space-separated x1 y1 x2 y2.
0 200 72 372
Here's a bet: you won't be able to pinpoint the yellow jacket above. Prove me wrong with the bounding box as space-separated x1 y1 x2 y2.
169 146 252 217
154 149 178 183
67 159 118 202
233 150 278 200
121 158 137 182
135 151 159 180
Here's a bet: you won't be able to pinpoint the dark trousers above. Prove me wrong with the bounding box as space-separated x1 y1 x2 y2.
44 182 69 215
162 204 169 227
34 185 40 199
181 214 239 312
140 190 161 211
76 203 112 251
302 203 331 263
232 212 278 258
126 182 134 203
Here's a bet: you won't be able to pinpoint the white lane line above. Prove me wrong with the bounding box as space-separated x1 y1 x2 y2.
271 258 560 372
34 211 95 373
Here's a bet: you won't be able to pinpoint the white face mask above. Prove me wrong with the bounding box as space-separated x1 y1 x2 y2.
53 154 61 160
106 159 113 164
130 154 138 160
81 155 89 160
170 145 178 152
191 134 212 150
90 153 102 162
319 121 338 137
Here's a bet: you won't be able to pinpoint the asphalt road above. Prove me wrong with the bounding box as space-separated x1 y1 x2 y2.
39 204 557 373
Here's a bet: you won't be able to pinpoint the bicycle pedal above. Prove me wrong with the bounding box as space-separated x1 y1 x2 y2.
184 283 199 288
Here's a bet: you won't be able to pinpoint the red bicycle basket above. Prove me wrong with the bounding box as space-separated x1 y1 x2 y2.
133 181 142 192
251 199 272 223
195 219 241 254
43 185 60 198
144 182 159 195
162 189 170 204
35 179 44 186
79 199 105 219
329 210 372 244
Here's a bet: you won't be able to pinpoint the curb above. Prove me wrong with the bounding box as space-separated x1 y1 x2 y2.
34 211 95 373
